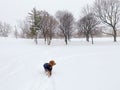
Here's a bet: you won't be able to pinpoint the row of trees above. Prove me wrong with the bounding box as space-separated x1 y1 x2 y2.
1 0 120 45
18 9 75 45
19 8 100 45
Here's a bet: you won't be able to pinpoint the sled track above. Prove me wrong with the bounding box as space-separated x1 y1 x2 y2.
28 71 56 90
39 72 56 90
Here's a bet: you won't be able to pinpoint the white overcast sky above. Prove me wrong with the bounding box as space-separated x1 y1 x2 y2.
0 0 95 26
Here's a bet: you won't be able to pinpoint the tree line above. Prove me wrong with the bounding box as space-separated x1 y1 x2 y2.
1 0 120 45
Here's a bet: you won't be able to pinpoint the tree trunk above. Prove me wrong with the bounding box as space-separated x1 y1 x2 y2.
47 38 51 45
65 35 68 45
90 34 94 44
34 35 38 44
86 34 89 42
113 29 117 42
44 34 47 44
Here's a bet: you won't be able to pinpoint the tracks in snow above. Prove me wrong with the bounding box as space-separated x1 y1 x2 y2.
27 71 56 90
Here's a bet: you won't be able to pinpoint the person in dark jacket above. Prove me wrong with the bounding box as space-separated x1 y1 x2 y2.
43 60 56 76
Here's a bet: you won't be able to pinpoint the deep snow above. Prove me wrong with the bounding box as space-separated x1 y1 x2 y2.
0 37 120 90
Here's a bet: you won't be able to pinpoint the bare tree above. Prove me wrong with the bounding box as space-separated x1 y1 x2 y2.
46 16 58 45
78 13 99 44
94 0 120 42
39 11 58 45
39 11 49 43
56 11 74 45
77 5 100 44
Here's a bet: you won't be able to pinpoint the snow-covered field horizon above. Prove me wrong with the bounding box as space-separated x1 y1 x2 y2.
0 37 120 90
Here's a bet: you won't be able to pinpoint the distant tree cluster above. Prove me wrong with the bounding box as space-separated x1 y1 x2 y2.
0 22 11 37
1 0 120 45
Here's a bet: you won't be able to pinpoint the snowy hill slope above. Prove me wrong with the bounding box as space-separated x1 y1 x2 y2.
0 37 120 90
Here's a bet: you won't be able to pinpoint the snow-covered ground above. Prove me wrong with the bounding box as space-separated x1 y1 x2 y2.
0 37 120 90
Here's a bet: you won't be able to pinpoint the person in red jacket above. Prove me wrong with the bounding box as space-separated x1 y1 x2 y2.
43 60 56 76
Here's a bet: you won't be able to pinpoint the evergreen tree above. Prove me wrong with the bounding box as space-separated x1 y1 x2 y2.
29 8 41 44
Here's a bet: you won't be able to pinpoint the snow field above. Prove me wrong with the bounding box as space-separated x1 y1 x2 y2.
0 37 120 90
